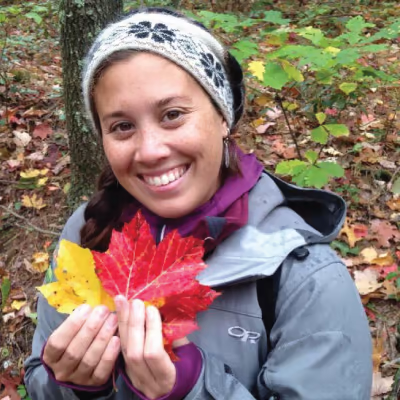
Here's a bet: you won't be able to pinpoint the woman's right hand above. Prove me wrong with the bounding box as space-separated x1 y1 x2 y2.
42 304 120 387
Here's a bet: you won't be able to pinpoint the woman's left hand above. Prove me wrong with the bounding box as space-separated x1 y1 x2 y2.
115 296 189 400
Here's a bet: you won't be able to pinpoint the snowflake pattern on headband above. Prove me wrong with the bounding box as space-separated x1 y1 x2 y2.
200 53 225 88
129 21 175 43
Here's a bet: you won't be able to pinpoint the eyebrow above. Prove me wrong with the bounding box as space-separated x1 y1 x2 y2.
101 95 193 123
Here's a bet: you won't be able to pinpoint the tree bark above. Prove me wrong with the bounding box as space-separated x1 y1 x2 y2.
59 0 123 209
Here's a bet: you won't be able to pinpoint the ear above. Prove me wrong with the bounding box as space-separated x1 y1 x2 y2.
221 119 229 139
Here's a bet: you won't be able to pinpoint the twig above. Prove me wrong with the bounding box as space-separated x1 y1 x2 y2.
0 205 60 236
275 95 303 160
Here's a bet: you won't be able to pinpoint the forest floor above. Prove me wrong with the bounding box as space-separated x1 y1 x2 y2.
0 1 399 399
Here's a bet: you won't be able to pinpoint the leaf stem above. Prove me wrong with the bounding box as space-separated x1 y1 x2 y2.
275 94 303 160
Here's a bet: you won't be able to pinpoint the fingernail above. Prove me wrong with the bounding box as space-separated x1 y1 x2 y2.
147 306 156 320
114 295 125 312
106 314 117 329
133 299 143 313
94 306 108 319
75 304 91 317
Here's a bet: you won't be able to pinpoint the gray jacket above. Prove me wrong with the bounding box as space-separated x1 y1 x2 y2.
24 172 373 400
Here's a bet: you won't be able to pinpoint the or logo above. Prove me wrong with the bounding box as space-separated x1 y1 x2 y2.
228 326 261 344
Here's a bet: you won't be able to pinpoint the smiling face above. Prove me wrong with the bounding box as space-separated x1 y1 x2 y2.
93 52 228 218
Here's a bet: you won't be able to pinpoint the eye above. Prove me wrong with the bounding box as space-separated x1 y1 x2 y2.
164 110 182 121
111 122 134 133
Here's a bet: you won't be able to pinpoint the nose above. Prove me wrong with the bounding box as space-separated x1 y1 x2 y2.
134 128 171 165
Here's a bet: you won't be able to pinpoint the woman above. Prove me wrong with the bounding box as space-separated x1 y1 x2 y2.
25 7 373 400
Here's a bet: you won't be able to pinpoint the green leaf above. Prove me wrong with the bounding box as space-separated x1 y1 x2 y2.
297 27 328 47
281 60 304 82
339 82 358 95
276 160 307 175
262 10 290 25
316 69 334 84
311 126 329 144
324 124 349 137
346 16 375 35
336 48 361 65
44 266 54 284
331 240 360 257
0 13 6 23
305 150 318 164
263 62 289 90
386 272 399 281
1 277 11 308
231 40 258 63
392 177 400 194
317 161 345 178
306 165 330 188
25 11 42 24
315 112 326 125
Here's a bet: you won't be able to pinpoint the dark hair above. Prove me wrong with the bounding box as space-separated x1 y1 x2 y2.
80 7 246 252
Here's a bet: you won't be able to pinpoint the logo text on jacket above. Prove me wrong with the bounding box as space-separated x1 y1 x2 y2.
228 326 261 343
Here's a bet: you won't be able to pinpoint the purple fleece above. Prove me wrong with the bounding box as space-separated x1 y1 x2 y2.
40 146 263 399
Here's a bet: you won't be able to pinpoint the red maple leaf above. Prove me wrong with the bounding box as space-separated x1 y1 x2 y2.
93 211 219 356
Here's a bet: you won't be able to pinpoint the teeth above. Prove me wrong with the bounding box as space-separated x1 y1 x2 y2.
143 166 187 187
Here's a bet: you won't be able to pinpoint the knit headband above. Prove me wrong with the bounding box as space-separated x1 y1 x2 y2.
82 12 234 133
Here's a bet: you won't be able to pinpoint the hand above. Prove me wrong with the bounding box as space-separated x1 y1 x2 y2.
43 304 120 386
115 296 189 400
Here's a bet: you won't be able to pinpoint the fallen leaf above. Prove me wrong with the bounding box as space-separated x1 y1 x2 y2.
248 60 265 81
37 177 48 186
381 280 399 299
266 106 282 120
354 268 383 295
372 335 384 372
13 130 31 147
37 240 115 313
371 252 395 267
11 300 26 311
340 219 369 247
370 219 400 248
360 247 378 263
20 168 48 179
378 159 397 169
371 372 394 398
21 194 46 210
32 252 50 273
93 211 219 356
33 123 53 139
254 94 273 107
387 197 400 211
256 122 276 134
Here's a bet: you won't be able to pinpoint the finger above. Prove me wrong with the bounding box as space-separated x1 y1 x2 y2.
69 313 118 382
91 336 121 385
56 305 110 378
144 306 174 380
125 300 149 374
44 304 92 365
115 295 129 355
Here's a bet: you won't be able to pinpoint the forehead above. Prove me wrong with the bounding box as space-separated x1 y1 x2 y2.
94 52 206 103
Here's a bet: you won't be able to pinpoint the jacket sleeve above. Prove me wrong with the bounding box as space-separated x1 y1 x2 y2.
24 205 119 400
183 246 373 400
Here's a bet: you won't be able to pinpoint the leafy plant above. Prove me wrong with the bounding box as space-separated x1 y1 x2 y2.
1 277 11 309
195 11 400 188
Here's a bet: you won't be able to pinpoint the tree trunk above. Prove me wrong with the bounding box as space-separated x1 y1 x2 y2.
59 0 123 209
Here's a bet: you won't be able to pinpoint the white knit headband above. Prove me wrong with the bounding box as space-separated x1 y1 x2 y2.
82 12 234 133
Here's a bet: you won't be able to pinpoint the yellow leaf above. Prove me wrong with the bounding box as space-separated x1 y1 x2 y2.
39 168 49 176
20 169 41 179
37 177 48 187
248 61 265 81
354 268 382 296
254 94 273 107
360 247 378 264
324 46 341 55
37 240 115 314
11 300 27 311
22 194 46 210
32 252 49 273
251 117 265 128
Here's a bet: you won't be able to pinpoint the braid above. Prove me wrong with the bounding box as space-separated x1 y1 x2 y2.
80 165 130 251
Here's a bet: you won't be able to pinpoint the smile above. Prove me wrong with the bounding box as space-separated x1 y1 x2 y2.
141 165 188 187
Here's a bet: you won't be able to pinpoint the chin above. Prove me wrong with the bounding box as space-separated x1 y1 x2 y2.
150 201 195 219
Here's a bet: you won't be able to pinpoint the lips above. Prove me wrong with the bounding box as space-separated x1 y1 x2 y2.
142 165 187 187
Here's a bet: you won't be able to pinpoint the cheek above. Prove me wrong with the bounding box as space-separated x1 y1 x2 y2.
102 139 131 172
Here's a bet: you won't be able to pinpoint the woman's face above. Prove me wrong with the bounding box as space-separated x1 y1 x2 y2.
94 52 228 218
